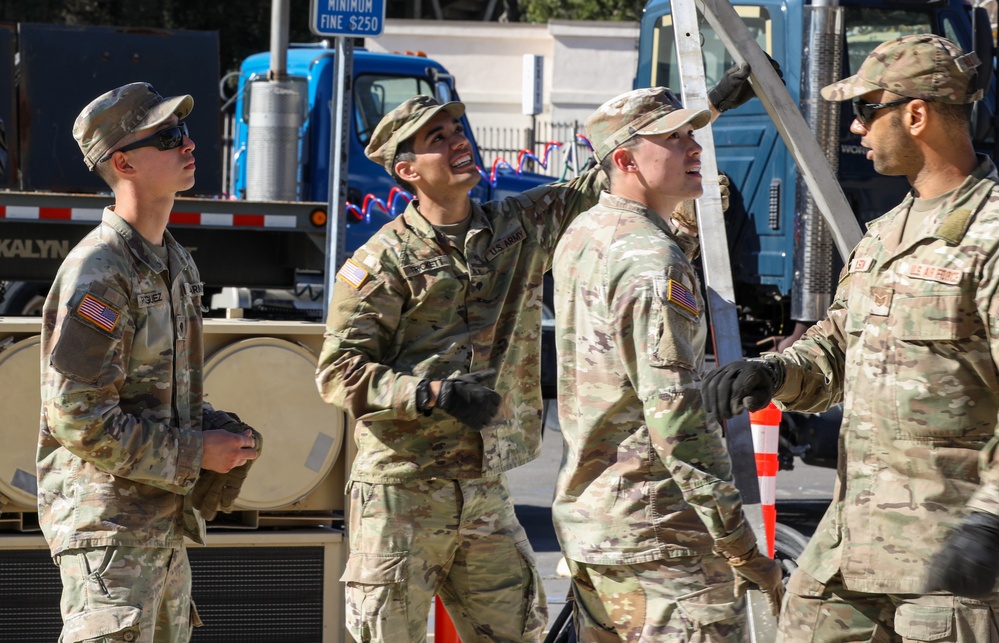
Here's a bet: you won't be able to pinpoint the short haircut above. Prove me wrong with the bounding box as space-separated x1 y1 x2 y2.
598 136 642 190
392 138 417 194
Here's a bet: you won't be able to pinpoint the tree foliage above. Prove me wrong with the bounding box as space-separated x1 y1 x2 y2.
1 0 315 74
0 0 646 75
519 0 645 22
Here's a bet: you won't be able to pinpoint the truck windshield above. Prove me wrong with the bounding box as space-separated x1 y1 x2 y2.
650 5 936 90
650 5 774 89
843 8 935 74
354 74 435 145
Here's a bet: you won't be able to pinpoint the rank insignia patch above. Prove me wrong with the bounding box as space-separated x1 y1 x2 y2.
667 279 698 316
78 294 121 332
337 258 370 289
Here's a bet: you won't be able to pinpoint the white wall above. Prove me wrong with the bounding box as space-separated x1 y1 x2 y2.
363 19 639 131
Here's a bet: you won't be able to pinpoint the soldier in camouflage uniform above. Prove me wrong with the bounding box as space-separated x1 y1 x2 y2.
316 94 602 643
39 83 260 643
702 35 999 641
316 68 764 643
551 87 785 642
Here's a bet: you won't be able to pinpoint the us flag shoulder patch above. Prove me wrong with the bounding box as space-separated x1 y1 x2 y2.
667 279 698 316
78 293 121 332
337 258 370 289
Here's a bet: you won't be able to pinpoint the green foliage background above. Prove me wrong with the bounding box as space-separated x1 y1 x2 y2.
519 0 644 22
0 0 315 74
1 0 642 73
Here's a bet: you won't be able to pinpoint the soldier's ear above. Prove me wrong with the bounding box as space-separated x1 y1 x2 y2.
905 99 929 136
110 150 137 176
610 147 638 175
395 159 418 183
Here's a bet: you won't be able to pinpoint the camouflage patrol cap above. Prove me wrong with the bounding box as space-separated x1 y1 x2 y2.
365 95 466 175
73 82 194 171
586 87 711 163
821 34 982 104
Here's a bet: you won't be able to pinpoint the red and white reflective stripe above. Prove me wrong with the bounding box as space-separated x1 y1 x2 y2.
749 402 781 558
0 205 103 221
0 206 297 229
170 212 297 228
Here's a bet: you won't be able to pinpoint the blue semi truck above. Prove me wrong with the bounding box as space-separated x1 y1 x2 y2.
636 0 997 469
638 0 996 352
231 44 555 254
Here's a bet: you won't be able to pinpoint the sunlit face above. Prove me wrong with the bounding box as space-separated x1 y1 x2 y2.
403 111 481 196
850 90 919 177
116 114 197 193
628 124 704 211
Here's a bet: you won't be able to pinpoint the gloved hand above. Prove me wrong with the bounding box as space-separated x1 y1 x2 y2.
708 54 784 113
193 414 263 521
702 359 785 422
436 369 502 430
729 546 785 617
672 172 730 231
925 512 999 598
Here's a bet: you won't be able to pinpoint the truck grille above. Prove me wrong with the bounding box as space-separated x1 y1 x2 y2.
0 546 326 642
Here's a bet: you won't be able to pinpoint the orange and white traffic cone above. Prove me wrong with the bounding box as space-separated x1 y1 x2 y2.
435 596 461 643
749 403 781 558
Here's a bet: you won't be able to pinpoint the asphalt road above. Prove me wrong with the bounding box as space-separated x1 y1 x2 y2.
506 400 839 634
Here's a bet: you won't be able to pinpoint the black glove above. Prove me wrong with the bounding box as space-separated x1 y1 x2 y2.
925 512 999 598
436 369 502 430
702 359 785 422
708 54 784 113
193 413 263 521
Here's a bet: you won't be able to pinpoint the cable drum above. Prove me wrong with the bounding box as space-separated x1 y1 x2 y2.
0 336 42 510
203 337 344 510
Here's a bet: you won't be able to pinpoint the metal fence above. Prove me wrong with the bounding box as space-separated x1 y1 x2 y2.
222 113 597 196
473 120 595 180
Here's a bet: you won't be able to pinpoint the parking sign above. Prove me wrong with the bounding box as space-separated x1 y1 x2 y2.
310 0 386 38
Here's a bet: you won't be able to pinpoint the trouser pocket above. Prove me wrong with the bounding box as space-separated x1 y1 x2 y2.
514 539 548 640
340 553 409 643
61 605 142 643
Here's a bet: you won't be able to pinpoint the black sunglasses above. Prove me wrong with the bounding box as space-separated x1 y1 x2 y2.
851 97 915 126
100 122 189 163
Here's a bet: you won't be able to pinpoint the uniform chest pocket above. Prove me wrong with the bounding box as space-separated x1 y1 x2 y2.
400 264 467 330
886 289 986 440
648 275 699 371
889 293 978 341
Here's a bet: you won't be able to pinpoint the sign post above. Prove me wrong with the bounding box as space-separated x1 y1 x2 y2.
310 0 386 39
311 0 386 319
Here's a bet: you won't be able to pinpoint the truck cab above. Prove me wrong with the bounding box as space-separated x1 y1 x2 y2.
637 0 997 347
232 44 553 253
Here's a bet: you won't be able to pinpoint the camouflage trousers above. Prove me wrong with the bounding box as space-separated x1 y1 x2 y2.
776 568 999 642
566 554 747 642
56 545 201 643
341 475 547 642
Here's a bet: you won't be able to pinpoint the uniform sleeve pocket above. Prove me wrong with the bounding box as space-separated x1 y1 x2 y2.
52 316 120 385
648 275 698 371
61 605 141 642
894 604 952 641
52 287 127 385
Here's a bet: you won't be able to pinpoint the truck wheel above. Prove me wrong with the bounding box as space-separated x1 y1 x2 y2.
0 281 48 316
774 522 810 576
